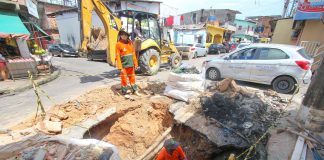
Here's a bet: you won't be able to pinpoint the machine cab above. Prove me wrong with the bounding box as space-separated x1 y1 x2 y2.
116 10 161 47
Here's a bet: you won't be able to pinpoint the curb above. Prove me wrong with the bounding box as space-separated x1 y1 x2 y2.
0 69 61 96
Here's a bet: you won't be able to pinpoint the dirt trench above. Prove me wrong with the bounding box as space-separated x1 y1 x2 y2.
83 97 174 159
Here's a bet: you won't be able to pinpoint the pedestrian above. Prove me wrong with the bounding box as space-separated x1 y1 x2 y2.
0 53 8 81
115 30 140 95
156 139 188 160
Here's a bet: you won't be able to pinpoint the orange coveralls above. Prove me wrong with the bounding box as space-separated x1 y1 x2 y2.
156 146 187 160
115 40 138 93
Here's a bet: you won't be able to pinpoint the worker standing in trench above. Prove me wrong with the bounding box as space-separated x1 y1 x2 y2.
115 30 141 95
156 139 188 160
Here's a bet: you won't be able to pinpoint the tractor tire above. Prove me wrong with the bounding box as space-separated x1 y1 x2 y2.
170 53 181 69
139 48 160 75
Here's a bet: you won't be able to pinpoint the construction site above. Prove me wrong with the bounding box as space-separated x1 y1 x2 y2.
1 0 324 159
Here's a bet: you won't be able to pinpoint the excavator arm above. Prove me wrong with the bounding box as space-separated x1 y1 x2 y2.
80 0 122 65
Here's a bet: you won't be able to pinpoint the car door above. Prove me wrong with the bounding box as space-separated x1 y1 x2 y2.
249 47 290 84
222 48 257 81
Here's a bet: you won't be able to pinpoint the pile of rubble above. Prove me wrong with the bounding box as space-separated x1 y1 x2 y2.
0 134 120 160
168 78 287 159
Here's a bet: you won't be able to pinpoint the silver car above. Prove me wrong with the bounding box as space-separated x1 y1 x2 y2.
204 44 312 93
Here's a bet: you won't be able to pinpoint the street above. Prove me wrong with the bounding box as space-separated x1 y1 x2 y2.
0 55 217 127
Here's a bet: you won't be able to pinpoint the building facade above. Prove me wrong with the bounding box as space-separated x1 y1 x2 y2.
246 15 281 38
180 9 240 26
232 19 257 42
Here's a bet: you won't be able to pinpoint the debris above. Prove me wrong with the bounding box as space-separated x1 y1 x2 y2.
217 78 232 92
264 89 279 97
243 122 253 129
172 63 200 74
74 100 81 109
124 95 135 101
36 120 62 134
33 148 47 160
277 128 321 145
0 134 121 160
290 131 307 160
0 128 11 134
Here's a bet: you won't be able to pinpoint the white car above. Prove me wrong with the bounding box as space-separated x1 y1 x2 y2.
204 44 313 93
191 43 208 58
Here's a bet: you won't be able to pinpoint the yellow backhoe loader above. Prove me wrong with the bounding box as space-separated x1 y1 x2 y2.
80 0 181 75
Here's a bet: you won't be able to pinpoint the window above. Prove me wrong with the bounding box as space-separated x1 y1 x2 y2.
148 18 160 43
230 48 257 60
297 48 311 60
257 48 289 60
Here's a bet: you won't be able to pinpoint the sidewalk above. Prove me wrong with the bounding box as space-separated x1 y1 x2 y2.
0 69 61 96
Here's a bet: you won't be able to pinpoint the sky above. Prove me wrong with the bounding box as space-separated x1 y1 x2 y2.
160 0 285 19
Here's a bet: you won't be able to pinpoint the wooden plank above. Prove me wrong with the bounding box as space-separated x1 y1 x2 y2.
300 143 307 160
291 132 307 160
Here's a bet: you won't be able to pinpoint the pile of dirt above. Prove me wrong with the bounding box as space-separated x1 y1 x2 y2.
8 82 168 137
2 82 174 160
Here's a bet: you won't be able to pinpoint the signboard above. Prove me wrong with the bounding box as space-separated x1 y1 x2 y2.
120 1 160 15
294 0 324 20
26 0 39 19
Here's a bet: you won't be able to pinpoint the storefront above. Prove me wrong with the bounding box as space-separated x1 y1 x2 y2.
0 10 38 80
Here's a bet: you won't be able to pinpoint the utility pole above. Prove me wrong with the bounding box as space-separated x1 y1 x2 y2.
282 0 290 18
298 58 324 132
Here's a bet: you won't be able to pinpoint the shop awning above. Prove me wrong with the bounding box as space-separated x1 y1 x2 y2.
0 11 30 39
30 22 52 41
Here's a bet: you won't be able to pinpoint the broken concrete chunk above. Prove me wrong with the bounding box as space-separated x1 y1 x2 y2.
217 78 232 92
45 120 62 133
138 81 148 89
264 89 278 97
37 120 62 134
230 80 241 92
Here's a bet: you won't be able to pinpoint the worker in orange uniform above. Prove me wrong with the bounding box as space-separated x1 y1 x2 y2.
115 30 140 95
156 139 188 160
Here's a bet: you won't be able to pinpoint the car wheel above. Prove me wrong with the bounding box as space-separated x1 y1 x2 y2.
272 76 296 94
206 67 221 81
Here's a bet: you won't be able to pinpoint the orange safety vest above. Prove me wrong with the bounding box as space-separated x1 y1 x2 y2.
156 146 187 160
115 40 138 70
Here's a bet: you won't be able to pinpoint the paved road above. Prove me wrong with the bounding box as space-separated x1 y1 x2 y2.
0 54 308 127
0 57 119 127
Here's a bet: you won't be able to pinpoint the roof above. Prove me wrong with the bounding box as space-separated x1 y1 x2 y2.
180 9 241 15
47 8 78 16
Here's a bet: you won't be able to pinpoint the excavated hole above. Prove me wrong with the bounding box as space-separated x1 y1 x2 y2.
83 102 174 159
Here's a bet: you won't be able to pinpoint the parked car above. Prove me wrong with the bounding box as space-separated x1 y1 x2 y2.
208 44 227 54
236 43 251 50
176 43 207 59
204 44 313 94
48 44 78 57
87 50 107 61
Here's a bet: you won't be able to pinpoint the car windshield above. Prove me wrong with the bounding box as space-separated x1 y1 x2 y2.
297 48 312 60
59 44 73 49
